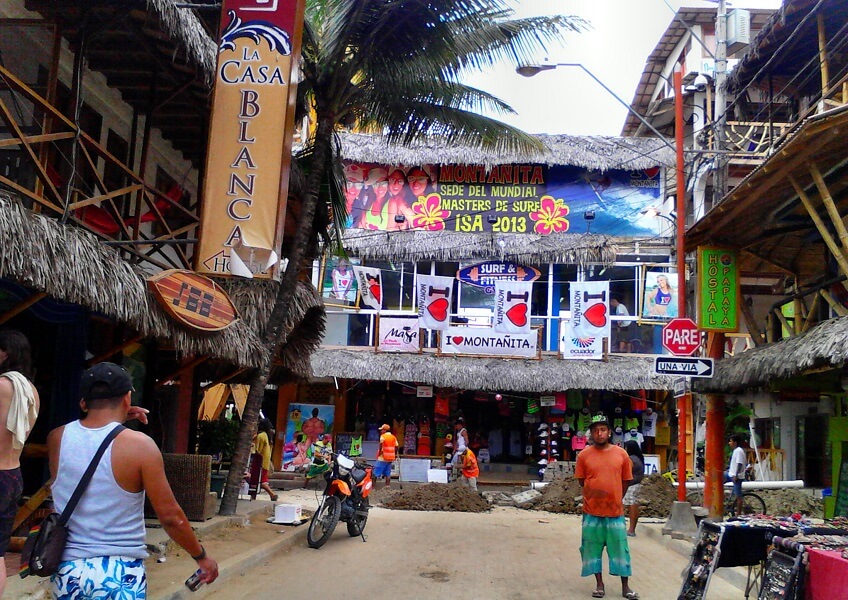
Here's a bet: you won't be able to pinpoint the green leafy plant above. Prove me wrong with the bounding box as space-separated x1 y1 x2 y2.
197 418 240 462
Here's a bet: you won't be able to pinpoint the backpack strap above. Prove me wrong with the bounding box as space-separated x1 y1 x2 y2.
58 424 126 526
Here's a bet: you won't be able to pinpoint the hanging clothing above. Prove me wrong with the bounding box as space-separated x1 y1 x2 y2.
403 422 418 454
417 419 431 455
393 418 405 450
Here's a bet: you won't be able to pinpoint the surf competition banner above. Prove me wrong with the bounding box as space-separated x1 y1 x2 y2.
457 261 540 294
196 0 306 278
343 161 661 236
439 326 538 359
561 281 610 360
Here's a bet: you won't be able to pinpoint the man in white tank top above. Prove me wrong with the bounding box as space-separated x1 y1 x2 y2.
47 363 218 597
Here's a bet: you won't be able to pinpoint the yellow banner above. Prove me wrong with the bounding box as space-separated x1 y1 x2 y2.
196 1 305 279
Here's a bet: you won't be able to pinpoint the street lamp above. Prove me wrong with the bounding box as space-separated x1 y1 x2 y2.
516 62 676 153
640 206 676 234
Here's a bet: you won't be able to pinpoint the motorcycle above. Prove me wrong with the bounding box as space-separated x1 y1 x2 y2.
306 452 373 548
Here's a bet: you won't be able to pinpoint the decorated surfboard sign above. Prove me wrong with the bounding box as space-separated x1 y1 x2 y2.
148 270 240 332
456 261 541 293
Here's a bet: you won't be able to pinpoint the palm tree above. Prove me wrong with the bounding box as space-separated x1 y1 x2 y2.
219 0 586 515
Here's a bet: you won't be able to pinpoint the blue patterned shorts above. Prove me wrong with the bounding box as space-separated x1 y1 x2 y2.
580 514 632 577
51 556 146 599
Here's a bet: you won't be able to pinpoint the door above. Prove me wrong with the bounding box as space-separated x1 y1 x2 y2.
796 415 829 487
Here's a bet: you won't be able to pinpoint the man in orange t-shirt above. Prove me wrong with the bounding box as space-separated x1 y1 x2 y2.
375 424 398 488
575 415 638 599
458 448 479 491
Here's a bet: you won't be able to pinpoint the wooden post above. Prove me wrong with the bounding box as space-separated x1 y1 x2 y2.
333 379 347 442
817 13 830 101
790 174 848 278
704 332 726 518
808 162 848 256
738 296 765 346
173 365 195 453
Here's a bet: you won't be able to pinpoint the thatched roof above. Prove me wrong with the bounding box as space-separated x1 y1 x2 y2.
694 315 848 393
146 0 217 84
342 229 616 265
0 192 324 378
311 348 675 392
337 132 674 171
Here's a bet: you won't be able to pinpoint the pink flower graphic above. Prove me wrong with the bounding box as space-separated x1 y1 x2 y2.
411 193 450 231
530 195 570 234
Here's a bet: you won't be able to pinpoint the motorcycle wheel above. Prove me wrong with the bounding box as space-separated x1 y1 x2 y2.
307 496 341 549
346 500 369 537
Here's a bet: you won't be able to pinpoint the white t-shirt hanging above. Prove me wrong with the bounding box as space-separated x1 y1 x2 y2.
642 412 658 437
624 429 644 445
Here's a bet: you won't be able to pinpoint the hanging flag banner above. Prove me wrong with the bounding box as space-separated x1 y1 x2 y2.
560 281 610 360
353 265 382 310
196 0 307 279
417 275 454 330
377 316 420 353
494 280 533 334
439 326 538 358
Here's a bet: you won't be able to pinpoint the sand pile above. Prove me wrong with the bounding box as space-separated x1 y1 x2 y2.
526 479 583 514
756 488 823 517
637 474 677 518
378 483 490 513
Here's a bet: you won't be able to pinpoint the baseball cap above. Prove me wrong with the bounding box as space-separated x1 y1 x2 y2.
379 424 391 432
80 362 134 400
589 415 610 429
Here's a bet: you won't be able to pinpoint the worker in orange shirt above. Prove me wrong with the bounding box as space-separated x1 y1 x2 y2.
458 447 479 491
375 424 398 488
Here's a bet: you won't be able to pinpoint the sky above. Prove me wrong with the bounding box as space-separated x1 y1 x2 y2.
464 0 783 136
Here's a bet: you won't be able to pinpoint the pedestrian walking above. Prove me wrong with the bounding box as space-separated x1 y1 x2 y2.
458 448 479 491
375 424 397 488
0 330 39 597
47 362 218 597
727 433 747 515
253 418 278 501
623 440 644 537
575 415 639 599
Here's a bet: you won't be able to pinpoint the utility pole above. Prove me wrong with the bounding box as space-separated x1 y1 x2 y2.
704 0 728 520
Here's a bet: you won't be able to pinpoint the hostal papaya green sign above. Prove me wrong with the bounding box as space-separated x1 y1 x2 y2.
697 247 739 331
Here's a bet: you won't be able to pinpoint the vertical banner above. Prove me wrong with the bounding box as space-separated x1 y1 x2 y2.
494 280 533 334
417 275 454 330
352 265 382 310
560 281 609 360
697 247 739 331
196 0 307 278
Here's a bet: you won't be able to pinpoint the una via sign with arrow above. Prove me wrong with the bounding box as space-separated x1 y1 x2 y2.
654 356 714 378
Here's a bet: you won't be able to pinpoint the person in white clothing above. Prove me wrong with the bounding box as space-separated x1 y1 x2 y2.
0 330 39 597
610 295 632 352
727 434 747 515
48 363 218 597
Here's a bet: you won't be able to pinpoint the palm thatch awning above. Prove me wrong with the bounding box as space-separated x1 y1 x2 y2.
0 192 324 378
342 229 616 265
338 132 675 170
694 315 848 393
311 348 675 392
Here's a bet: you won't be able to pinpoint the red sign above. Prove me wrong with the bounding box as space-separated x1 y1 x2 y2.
662 318 701 356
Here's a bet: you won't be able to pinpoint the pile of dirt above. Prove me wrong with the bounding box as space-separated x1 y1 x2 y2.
526 478 583 514
378 483 490 513
637 474 677 518
756 488 824 516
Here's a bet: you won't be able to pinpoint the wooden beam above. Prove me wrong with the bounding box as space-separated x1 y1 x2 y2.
0 131 75 148
738 297 765 346
86 334 143 366
156 356 208 388
808 161 848 256
820 288 848 317
0 292 46 325
773 307 793 337
789 174 848 279
802 293 821 333
818 13 830 97
12 481 51 530
67 183 143 211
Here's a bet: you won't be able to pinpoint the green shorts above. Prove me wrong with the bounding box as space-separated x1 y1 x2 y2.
580 514 632 577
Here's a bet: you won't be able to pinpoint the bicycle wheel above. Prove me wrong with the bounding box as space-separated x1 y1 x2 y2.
686 490 705 507
740 492 766 515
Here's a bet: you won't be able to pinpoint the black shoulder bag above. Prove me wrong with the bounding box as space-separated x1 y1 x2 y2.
20 424 125 578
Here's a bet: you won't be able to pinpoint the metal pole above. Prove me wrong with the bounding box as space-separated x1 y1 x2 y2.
714 0 728 201
674 66 689 502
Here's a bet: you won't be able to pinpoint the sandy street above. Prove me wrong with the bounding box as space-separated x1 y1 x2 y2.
197 498 741 600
